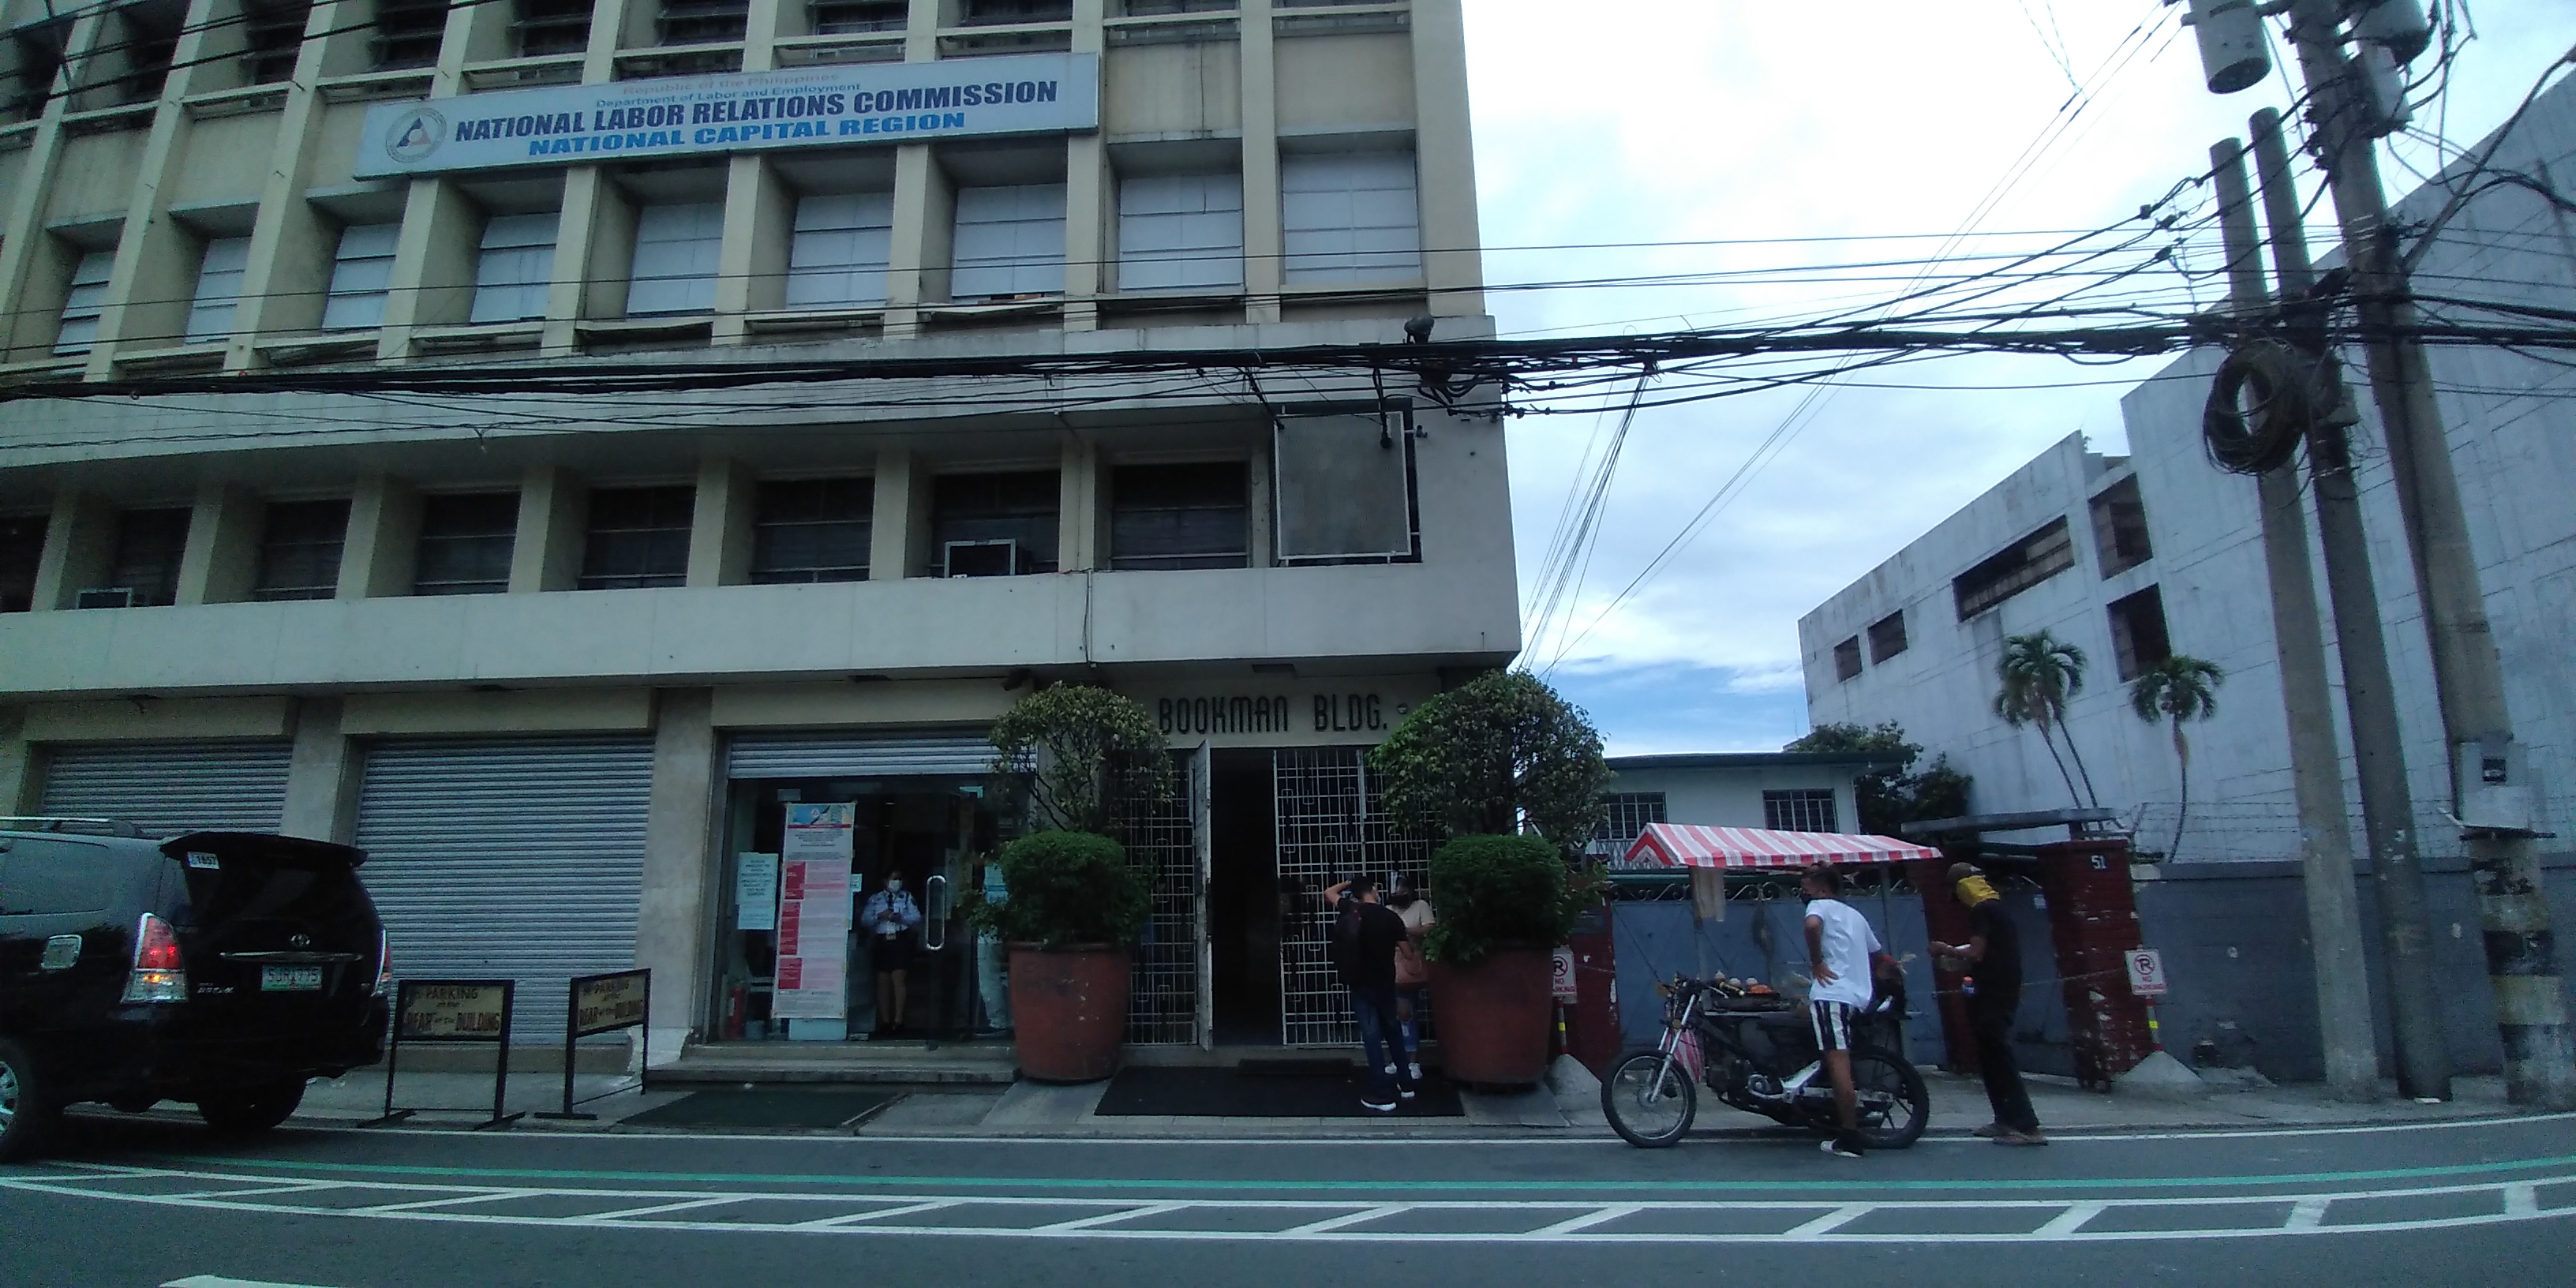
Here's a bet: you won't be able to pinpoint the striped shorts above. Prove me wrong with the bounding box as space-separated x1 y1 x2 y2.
1809 1000 1859 1052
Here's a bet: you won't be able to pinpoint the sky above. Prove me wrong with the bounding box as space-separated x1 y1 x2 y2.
1458 1 2571 755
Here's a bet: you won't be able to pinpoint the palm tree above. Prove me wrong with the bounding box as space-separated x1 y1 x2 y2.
2129 654 2226 861
1994 631 2099 809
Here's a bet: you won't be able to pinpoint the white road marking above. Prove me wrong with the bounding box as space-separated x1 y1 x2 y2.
1784 1204 1872 1238
2504 1183 2539 1217
575 1196 749 1222
163 1277 346 1288
2285 1196 2331 1230
1280 1206 1405 1234
2032 1202 2106 1237
1526 1204 1643 1235
1035 1203 1191 1231
358 1191 545 1214
794 1200 963 1228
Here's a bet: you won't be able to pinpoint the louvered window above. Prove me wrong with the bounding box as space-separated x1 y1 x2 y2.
1281 152 1420 284
105 508 192 608
930 472 1058 576
470 212 556 324
1118 173 1242 292
373 0 447 69
659 0 748 44
186 236 253 343
413 492 518 595
810 0 906 32
515 0 591 55
627 202 724 316
323 223 401 330
55 249 115 356
1110 462 1248 571
242 0 310 84
950 184 1065 299
751 478 873 583
578 486 695 590
784 193 893 308
253 500 350 601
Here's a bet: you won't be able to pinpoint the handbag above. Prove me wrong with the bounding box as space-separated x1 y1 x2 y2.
1393 936 1428 988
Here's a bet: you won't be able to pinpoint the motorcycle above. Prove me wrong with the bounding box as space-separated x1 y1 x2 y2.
1601 973 1930 1149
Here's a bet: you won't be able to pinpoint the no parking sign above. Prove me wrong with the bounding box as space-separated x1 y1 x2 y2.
2126 949 2170 998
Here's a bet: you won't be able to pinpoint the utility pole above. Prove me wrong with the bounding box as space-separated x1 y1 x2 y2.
2277 0 2575 1109
2209 134 2380 1103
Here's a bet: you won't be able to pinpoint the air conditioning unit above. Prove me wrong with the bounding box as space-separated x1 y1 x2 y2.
943 540 1018 578
73 587 137 608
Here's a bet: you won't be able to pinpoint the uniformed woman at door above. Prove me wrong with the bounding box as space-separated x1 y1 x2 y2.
862 873 924 1036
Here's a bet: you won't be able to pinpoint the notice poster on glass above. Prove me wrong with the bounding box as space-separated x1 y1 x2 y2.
771 804 855 1021
736 852 781 930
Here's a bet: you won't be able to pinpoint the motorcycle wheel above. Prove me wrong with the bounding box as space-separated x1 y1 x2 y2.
1601 1050 1698 1148
1846 1046 1930 1150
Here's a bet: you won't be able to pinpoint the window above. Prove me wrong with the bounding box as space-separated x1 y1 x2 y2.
1123 0 1235 12
963 0 1071 23
1866 610 1907 664
1110 462 1248 571
2108 585 2173 681
578 486 694 590
1953 516 2075 620
626 201 724 316
6 23 69 123
1 513 46 612
470 212 557 324
658 0 747 45
242 0 310 84
322 223 400 330
54 249 114 356
515 0 591 55
2090 476 2153 577
411 492 518 595
115 1 183 104
372 0 446 69
784 193 894 308
1280 152 1420 285
931 471 1058 576
251 500 348 601
1593 792 1667 858
809 0 907 33
1763 789 1839 833
99 508 191 608
751 477 872 583
1833 636 1863 682
185 236 252 344
1271 411 1417 564
950 184 1065 299
1118 173 1243 292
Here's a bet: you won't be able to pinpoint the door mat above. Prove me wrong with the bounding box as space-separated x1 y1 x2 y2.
1093 1065 1463 1118
620 1089 899 1129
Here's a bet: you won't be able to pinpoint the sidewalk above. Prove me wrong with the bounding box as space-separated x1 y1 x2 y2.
254 1061 2543 1140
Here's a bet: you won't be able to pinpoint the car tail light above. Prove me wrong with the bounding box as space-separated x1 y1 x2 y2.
122 913 187 1004
374 928 391 998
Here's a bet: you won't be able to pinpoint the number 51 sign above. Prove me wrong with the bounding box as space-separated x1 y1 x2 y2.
2125 949 2170 998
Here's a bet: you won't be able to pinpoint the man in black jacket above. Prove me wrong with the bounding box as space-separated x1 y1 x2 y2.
1934 863 2046 1146
1325 874 1417 1111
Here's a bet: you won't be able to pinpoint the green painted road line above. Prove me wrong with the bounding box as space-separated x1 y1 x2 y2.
155 1152 2576 1195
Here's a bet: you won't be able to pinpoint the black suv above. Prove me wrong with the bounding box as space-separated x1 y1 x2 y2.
0 822 391 1160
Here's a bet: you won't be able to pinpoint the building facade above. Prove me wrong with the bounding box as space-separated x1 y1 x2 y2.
0 0 1510 1058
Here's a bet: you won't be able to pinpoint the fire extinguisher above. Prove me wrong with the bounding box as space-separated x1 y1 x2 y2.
724 984 747 1040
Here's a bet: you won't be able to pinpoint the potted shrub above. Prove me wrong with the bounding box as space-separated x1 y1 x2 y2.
968 829 1151 1082
1370 671 1608 1087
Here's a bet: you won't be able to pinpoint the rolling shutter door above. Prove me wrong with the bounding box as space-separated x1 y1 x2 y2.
39 740 292 837
725 729 996 780
354 736 654 1043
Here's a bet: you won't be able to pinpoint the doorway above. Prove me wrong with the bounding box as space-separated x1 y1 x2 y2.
1207 749 1280 1044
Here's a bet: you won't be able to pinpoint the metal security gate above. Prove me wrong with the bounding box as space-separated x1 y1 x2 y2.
1273 747 1428 1046
354 736 654 1043
1115 745 1208 1046
724 729 994 780
39 740 292 837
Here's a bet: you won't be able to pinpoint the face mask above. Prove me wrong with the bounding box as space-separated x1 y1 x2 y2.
887 880 904 893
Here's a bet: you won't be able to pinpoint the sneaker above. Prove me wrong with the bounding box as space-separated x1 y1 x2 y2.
1821 1137 1865 1159
1994 1129 2049 1147
1407 1061 1425 1083
1362 1098 1399 1114
1398 1087 1417 1100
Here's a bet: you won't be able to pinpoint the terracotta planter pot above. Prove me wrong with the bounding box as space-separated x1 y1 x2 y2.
1007 943 1129 1083
1426 946 1554 1088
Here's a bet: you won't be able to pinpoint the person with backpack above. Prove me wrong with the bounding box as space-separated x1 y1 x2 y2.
1323 874 1416 1111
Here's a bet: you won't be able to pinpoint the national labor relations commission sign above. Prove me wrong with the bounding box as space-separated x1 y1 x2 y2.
354 51 1098 179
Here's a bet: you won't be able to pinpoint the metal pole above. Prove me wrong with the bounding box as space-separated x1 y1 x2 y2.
2282 0 2572 1107
2211 134 2381 1101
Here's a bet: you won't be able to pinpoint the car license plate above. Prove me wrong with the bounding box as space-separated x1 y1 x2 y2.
261 965 324 992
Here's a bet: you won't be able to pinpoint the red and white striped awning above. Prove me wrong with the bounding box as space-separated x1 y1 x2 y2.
1620 822 1944 869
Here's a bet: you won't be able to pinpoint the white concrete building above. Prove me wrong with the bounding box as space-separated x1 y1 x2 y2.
1797 79 2576 867
0 0 1508 1058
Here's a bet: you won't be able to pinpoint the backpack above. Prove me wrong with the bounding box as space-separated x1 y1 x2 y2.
1328 898 1365 975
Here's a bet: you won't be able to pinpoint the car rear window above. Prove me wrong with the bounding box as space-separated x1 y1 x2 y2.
166 835 374 939
0 837 117 915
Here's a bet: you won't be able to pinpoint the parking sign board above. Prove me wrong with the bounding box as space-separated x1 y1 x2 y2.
2125 949 2169 998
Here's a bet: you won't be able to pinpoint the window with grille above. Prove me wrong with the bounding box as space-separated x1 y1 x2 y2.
411 492 518 595
1 513 47 612
659 0 747 45
784 192 893 308
578 486 695 590
2089 476 2153 577
515 0 591 55
1122 0 1234 13
627 202 724 316
1110 462 1248 571
930 471 1058 576
2108 584 2172 681
1762 789 1838 833
115 1 184 103
186 237 253 344
470 212 557 324
102 508 192 608
372 0 447 69
1953 516 2074 620
751 477 872 583
1593 792 1667 859
1866 610 1907 664
1833 636 1863 682
809 0 906 33
1118 173 1242 293
951 185 1065 299
54 249 114 356
322 223 400 330
963 0 1071 24
242 0 310 83
252 500 348 601
1280 152 1420 285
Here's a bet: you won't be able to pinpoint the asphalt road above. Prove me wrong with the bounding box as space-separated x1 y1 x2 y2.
5 1108 2573 1287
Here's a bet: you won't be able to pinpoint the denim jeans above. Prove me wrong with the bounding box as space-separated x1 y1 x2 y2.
1350 983 1410 1102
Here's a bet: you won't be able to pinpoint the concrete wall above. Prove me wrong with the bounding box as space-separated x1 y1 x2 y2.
1603 760 1864 837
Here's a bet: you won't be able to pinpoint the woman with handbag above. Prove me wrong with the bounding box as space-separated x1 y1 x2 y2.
1389 874 1436 1084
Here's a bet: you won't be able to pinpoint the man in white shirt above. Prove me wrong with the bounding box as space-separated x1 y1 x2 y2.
1803 863 1893 1159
